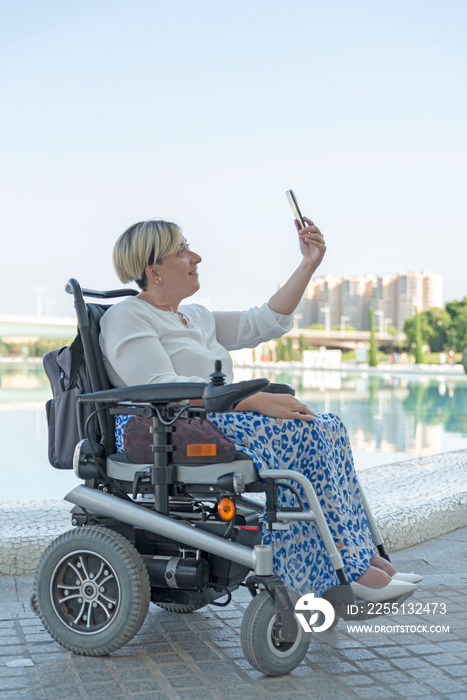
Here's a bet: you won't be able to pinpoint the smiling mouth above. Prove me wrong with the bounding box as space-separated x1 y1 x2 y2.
188 270 199 276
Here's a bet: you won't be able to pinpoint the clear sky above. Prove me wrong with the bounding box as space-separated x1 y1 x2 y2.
1 0 466 317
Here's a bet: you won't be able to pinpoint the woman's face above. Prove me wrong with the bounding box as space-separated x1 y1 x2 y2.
157 237 202 300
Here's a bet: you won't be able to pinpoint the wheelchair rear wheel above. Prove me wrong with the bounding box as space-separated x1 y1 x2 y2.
240 590 310 676
33 526 150 656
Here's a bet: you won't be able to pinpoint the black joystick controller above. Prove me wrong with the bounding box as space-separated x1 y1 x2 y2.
202 360 269 412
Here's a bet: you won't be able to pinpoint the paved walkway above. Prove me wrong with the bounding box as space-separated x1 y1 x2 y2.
1 527 466 700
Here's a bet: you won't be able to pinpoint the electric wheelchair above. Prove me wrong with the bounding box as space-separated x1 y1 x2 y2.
31 279 410 677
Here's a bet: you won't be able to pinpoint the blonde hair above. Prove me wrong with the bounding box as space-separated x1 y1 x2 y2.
113 219 182 289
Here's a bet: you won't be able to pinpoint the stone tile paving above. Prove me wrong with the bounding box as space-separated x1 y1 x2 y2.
0 577 466 700
2 528 467 699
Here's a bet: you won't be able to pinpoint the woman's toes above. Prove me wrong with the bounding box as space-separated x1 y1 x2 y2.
356 566 391 589
370 555 398 577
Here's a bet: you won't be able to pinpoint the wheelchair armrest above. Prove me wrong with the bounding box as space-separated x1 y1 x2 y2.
264 382 295 396
202 378 269 412
77 382 207 405
78 376 273 413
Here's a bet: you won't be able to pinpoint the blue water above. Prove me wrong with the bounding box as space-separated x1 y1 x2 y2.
238 366 467 470
1 363 467 500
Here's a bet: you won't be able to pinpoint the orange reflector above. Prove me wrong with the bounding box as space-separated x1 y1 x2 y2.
186 443 218 457
217 498 236 521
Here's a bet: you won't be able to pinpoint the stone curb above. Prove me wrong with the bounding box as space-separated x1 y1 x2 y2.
1 449 466 575
0 500 71 575
359 449 467 551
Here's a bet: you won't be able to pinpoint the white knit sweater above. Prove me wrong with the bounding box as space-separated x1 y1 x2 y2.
99 296 292 387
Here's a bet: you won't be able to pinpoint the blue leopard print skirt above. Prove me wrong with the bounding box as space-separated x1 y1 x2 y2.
115 412 375 596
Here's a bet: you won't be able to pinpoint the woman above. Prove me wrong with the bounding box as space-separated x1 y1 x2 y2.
100 217 420 601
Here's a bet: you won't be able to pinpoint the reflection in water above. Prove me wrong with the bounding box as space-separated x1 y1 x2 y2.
0 362 51 401
1 363 467 500
235 366 467 459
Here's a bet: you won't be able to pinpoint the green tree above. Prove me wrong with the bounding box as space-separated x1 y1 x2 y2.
369 308 377 367
276 338 285 361
422 308 451 352
0 337 74 359
404 307 450 353
445 298 467 351
298 334 308 360
414 307 425 364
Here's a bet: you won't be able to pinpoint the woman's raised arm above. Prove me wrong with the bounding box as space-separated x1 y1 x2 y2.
267 216 326 316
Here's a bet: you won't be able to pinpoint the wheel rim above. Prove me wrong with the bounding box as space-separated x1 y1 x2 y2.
50 548 121 635
266 611 303 659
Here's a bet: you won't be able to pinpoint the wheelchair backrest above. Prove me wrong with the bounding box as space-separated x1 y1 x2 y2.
65 278 138 456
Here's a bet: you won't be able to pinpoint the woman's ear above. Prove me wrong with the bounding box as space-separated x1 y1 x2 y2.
145 264 162 285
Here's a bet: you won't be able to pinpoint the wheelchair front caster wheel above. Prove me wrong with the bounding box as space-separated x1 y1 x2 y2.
240 590 310 676
33 526 150 656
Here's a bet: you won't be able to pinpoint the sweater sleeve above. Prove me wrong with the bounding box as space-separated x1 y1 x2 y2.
212 303 293 351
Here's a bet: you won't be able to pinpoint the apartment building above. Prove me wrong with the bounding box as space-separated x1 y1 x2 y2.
297 271 443 331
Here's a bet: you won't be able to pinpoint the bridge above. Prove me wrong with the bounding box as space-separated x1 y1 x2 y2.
281 327 407 351
0 316 76 341
0 316 407 350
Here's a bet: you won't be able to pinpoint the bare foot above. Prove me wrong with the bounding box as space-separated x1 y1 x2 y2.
370 555 398 577
355 566 391 589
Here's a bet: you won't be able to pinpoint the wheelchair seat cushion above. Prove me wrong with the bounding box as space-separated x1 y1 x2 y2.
123 415 237 465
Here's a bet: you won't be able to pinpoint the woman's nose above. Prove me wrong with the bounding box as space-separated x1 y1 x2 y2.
192 251 202 263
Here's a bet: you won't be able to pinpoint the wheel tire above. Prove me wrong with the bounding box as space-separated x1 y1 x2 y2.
33 527 150 656
29 592 39 616
240 590 310 676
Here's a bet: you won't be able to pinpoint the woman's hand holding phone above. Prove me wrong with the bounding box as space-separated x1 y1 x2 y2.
267 191 327 316
296 216 326 269
286 190 326 270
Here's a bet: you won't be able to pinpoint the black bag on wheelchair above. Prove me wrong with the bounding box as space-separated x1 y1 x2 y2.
43 333 100 469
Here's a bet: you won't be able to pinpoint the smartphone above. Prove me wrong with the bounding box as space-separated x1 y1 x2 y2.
286 190 305 228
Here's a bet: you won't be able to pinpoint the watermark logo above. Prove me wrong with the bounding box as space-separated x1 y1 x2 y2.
294 592 335 633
